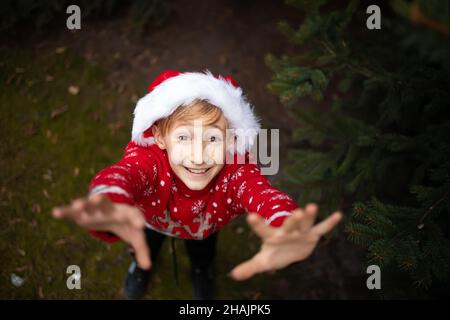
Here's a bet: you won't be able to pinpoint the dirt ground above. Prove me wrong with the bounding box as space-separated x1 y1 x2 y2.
1 0 371 299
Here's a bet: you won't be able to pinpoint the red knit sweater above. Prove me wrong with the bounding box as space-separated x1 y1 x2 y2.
88 131 299 242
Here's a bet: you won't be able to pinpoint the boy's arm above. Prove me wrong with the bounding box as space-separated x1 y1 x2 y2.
229 164 299 227
87 142 158 242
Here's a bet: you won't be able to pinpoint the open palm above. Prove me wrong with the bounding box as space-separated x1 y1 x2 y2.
230 204 342 281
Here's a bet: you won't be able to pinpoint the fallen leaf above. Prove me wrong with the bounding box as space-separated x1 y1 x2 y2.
116 84 125 94
252 292 262 300
31 204 41 214
109 121 125 133
74 167 80 177
55 47 66 54
38 286 44 299
43 189 50 199
50 105 68 119
6 74 15 85
15 265 31 272
50 133 58 144
25 122 39 137
10 218 23 225
114 121 124 130
68 85 79 95
43 169 52 181
54 239 66 246
153 275 162 284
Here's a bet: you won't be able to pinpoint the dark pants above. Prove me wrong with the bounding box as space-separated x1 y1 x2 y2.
144 227 218 270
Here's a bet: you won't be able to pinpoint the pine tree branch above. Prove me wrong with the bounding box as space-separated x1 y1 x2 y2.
417 189 450 227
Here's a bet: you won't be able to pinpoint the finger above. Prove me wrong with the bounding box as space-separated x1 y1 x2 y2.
282 209 303 233
71 198 89 213
299 204 318 232
87 193 113 213
129 231 152 270
68 200 92 221
52 207 63 219
229 256 261 281
247 213 274 239
52 204 82 220
311 211 343 236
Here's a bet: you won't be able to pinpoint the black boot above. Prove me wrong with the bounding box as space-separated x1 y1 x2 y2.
191 265 215 300
123 260 151 300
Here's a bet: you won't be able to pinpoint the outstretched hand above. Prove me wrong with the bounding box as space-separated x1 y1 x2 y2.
230 204 342 281
52 194 151 270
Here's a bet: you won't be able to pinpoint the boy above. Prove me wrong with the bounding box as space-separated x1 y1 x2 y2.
52 70 342 299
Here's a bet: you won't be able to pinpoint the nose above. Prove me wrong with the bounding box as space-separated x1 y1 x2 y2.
191 138 205 165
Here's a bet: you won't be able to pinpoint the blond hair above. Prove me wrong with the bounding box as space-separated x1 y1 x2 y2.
155 99 227 135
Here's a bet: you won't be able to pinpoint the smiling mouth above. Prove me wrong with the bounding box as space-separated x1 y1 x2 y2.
183 166 212 174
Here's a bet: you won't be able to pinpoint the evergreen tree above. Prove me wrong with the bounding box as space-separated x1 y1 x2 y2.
266 0 450 298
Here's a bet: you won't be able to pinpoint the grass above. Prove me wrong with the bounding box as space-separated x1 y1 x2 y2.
0 47 278 299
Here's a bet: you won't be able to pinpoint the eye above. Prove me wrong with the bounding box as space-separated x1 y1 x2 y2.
178 135 188 141
208 136 221 143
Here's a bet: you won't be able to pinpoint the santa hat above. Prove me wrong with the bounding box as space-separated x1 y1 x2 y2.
131 70 261 154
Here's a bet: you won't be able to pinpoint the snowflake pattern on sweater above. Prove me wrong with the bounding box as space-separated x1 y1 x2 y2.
87 135 299 242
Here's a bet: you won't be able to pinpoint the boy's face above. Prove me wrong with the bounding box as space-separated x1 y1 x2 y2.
153 114 231 191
